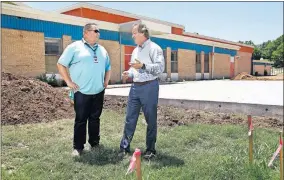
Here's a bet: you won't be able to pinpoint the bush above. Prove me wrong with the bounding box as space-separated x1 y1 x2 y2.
254 71 258 76
36 73 66 87
264 70 268 76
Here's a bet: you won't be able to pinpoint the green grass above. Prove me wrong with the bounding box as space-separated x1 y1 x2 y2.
1 110 282 180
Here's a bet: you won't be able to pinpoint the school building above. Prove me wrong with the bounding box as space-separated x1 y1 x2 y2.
2 2 267 83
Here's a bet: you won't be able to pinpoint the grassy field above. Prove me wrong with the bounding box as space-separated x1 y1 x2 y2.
1 110 282 180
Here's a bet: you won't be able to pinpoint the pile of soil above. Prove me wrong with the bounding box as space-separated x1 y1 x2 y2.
1 72 74 125
233 72 256 80
104 96 283 129
233 72 283 81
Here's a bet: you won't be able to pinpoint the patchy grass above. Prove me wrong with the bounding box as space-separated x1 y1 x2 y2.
1 110 282 180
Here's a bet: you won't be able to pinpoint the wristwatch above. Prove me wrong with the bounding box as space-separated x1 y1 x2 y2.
142 63 146 70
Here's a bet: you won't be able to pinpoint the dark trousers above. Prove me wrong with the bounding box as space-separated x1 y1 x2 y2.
120 79 159 153
73 90 105 150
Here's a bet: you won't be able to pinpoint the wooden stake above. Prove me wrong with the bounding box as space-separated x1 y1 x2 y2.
282 131 284 180
280 132 283 180
135 149 142 180
248 115 253 164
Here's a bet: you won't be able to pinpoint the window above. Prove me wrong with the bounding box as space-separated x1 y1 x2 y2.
204 54 209 73
171 51 178 73
163 49 167 73
45 38 62 73
45 38 62 55
196 53 201 73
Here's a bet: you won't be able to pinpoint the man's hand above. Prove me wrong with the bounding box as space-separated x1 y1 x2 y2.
104 81 108 88
129 61 143 69
122 71 129 81
66 80 79 91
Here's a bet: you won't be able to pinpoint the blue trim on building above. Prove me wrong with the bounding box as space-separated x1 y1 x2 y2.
1 14 119 41
1 14 237 56
121 32 236 56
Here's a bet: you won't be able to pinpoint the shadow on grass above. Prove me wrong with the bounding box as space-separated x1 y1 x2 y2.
146 152 185 168
74 147 124 166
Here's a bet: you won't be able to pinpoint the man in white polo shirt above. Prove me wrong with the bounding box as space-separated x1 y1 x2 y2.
119 23 165 159
57 23 111 157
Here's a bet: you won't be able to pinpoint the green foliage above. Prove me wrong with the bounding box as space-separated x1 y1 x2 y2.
240 35 283 67
264 69 268 76
36 73 66 87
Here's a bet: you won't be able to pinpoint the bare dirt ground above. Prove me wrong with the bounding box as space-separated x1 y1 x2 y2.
104 96 283 129
2 72 282 129
1 72 74 125
233 72 283 81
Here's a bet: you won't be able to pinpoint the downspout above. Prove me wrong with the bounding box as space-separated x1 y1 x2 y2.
212 44 215 79
119 32 122 83
251 53 253 75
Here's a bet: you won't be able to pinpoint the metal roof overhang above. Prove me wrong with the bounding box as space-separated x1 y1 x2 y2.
119 19 171 35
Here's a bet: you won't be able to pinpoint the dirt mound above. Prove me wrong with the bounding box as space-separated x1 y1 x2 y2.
233 72 256 80
1 72 74 125
233 72 283 81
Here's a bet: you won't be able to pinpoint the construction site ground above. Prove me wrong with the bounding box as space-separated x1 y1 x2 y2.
1 72 283 130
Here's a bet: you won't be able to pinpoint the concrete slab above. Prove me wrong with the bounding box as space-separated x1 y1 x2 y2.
105 80 283 118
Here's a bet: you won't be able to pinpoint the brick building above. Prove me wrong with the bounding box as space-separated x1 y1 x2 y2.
1 3 257 83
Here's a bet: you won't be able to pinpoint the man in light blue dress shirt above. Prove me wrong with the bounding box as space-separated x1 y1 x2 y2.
57 23 111 157
119 23 165 159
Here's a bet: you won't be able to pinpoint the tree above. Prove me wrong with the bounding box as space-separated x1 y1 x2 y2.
239 35 283 67
271 42 284 67
253 47 262 60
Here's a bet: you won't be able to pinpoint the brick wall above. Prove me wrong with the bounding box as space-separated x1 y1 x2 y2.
120 45 125 76
235 51 252 76
62 35 72 49
1 28 45 76
265 65 272 75
98 39 121 83
178 49 196 80
213 53 230 79
254 65 265 75
166 47 171 78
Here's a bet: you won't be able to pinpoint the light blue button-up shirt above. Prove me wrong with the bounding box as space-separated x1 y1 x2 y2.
58 38 111 95
127 39 165 82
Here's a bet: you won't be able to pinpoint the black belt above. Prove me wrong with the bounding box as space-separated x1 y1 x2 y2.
133 79 157 86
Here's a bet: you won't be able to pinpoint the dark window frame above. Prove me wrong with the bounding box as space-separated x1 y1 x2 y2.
171 51 178 73
45 38 62 56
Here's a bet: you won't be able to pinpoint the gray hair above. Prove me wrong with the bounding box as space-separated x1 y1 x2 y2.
83 23 98 32
133 23 150 39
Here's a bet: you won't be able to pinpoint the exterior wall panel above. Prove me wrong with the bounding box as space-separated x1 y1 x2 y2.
2 28 45 76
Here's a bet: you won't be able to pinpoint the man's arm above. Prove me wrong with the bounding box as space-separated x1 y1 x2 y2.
144 47 165 75
57 43 79 91
104 70 111 88
57 64 79 91
104 52 112 88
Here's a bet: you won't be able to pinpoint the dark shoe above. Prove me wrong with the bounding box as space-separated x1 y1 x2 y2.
90 144 104 151
118 149 130 159
143 151 156 159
